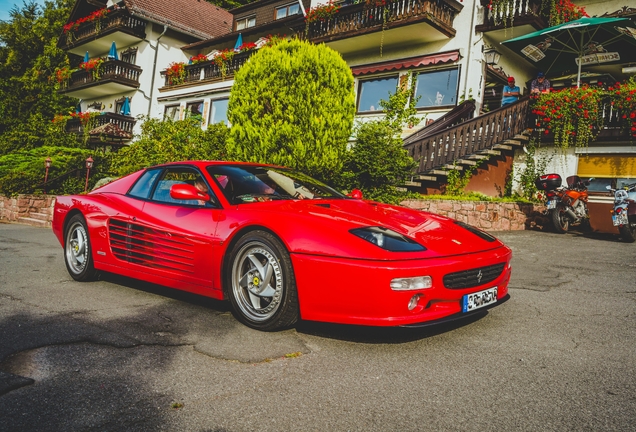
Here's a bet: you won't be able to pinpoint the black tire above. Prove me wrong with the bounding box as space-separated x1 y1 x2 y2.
551 207 569 234
225 230 299 331
619 221 636 243
64 214 98 281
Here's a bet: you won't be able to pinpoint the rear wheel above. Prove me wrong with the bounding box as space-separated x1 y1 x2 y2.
64 214 97 281
226 230 299 331
619 220 636 243
551 208 569 234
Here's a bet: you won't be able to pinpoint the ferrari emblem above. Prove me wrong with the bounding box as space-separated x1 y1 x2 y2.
253 276 260 286
477 270 483 284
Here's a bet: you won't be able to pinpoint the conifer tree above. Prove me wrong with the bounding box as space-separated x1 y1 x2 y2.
227 39 355 182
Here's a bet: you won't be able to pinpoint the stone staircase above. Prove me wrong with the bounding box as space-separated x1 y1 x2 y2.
402 97 532 189
18 211 52 228
1 195 55 228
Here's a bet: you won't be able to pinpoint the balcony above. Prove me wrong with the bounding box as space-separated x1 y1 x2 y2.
66 112 135 146
159 50 256 89
58 60 142 99
59 9 147 56
303 0 463 56
475 0 549 43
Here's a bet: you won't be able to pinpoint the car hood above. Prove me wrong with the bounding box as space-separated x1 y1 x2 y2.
248 198 505 259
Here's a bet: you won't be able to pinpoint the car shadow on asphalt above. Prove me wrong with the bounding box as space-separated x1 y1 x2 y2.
98 272 490 343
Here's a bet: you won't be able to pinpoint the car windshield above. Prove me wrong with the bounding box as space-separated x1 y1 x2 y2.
206 165 347 204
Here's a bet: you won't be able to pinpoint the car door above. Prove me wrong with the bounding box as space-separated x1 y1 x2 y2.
108 166 221 290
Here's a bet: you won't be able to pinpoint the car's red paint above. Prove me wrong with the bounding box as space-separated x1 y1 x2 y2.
52 161 512 328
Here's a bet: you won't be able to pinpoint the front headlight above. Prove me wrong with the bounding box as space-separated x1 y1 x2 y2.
350 227 426 252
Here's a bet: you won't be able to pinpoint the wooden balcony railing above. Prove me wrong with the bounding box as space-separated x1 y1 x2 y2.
405 97 531 173
475 0 548 32
66 112 136 136
60 9 146 50
60 60 142 93
161 51 255 88
305 0 462 42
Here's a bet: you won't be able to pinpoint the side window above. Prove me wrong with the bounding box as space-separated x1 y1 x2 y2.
357 75 398 113
276 3 300 19
128 169 162 199
151 168 214 206
164 104 181 121
236 15 256 30
185 101 203 125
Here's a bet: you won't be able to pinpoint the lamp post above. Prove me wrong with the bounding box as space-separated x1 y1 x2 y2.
84 156 94 193
44 157 52 194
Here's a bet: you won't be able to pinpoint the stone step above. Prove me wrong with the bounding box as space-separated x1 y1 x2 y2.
503 139 523 146
443 164 463 170
29 212 50 222
457 159 477 166
478 149 502 156
513 134 530 141
17 217 50 228
493 144 513 150
403 181 421 187
468 154 489 160
415 175 437 181
427 170 448 176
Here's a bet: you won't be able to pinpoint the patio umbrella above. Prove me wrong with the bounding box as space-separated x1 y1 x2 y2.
83 51 89 63
234 33 243 51
108 41 118 60
502 17 636 87
119 97 131 116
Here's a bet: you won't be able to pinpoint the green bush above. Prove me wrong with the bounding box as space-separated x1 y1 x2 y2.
111 118 228 176
227 38 355 182
0 146 111 196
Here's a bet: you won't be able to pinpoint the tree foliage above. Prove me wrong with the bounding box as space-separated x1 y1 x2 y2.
206 0 259 9
111 118 228 176
337 74 420 204
0 0 78 155
227 38 355 182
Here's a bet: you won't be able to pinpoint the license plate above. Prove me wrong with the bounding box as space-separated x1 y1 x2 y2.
612 213 628 226
546 200 557 210
462 287 498 313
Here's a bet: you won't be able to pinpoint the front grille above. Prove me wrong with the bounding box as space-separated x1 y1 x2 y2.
443 263 506 289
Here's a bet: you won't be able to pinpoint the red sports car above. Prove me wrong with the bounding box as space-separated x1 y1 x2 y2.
52 161 512 331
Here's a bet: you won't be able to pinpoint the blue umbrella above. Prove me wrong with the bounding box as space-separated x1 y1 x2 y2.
108 41 118 60
234 33 243 51
83 51 89 63
120 97 131 116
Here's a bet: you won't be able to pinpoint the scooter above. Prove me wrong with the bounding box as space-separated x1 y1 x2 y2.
535 174 591 234
607 181 636 243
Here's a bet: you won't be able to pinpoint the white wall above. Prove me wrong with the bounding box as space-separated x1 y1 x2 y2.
511 146 579 195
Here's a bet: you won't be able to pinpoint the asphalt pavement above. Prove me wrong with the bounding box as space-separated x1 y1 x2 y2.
0 222 635 431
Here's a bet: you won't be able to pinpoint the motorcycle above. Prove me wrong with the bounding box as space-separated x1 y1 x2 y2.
535 174 591 234
607 181 636 243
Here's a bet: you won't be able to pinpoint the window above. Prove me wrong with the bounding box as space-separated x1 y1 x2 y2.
128 169 162 200
164 105 181 121
357 75 399 112
120 47 137 65
236 15 256 30
276 3 300 19
151 167 213 206
414 68 459 108
185 101 204 125
209 98 229 126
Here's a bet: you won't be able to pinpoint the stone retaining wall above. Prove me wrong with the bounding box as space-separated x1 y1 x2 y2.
401 199 546 231
1 194 545 232
0 195 56 225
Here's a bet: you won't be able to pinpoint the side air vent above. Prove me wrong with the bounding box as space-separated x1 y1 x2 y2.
108 218 196 273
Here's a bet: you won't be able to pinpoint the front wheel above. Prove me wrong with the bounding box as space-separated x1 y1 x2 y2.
64 214 97 281
226 230 299 331
551 207 569 234
618 221 636 243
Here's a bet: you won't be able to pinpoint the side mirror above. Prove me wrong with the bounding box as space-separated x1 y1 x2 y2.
348 189 363 199
170 183 210 202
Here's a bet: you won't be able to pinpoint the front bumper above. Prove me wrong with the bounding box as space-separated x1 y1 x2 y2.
291 246 512 327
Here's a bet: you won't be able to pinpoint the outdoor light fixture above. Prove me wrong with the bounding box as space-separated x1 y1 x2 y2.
44 157 52 194
483 46 501 66
622 66 636 74
84 156 94 193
